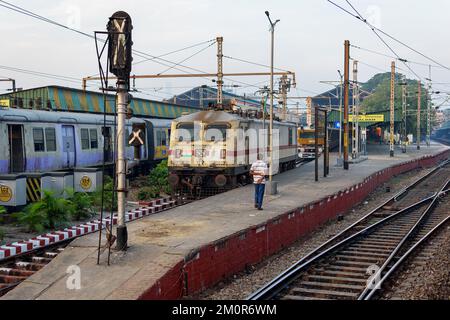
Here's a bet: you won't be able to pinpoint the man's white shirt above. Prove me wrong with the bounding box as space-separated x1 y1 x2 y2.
251 160 269 184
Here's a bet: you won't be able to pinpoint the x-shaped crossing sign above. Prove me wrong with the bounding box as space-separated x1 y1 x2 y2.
129 129 144 146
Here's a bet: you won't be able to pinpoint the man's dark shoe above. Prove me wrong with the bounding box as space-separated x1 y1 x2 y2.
258 207 263 211
255 204 258 208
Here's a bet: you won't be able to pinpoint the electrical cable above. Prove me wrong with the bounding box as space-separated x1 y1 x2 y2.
328 0 450 71
156 41 216 75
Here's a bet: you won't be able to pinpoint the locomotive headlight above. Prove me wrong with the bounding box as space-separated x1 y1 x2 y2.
319 147 323 153
299 148 305 152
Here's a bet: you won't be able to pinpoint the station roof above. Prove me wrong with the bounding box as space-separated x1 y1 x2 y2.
0 85 201 119
165 85 261 109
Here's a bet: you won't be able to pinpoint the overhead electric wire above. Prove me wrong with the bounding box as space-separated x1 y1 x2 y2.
85 38 217 78
351 44 442 69
0 1 214 79
328 0 450 73
132 39 216 66
0 64 100 87
156 41 216 75
330 0 424 81
0 1 287 94
223 55 291 73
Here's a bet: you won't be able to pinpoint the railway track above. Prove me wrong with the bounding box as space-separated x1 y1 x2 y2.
0 241 70 297
248 160 450 300
0 196 180 298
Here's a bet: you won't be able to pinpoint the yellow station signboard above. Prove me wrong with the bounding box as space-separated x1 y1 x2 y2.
349 114 384 123
0 99 10 108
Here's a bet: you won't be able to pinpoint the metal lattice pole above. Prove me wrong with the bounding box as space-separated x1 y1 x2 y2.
402 75 407 153
417 81 421 150
426 65 431 147
390 61 395 157
343 40 350 170
216 36 223 108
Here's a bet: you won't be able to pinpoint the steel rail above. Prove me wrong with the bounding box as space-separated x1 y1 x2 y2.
247 161 448 300
363 183 450 300
357 178 449 299
247 193 436 300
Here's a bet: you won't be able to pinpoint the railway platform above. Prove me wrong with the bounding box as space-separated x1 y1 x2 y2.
2 142 449 300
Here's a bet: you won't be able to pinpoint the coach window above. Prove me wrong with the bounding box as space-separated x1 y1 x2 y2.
90 129 98 149
161 130 167 146
45 128 56 152
81 129 90 150
288 128 293 146
156 130 162 146
33 128 45 152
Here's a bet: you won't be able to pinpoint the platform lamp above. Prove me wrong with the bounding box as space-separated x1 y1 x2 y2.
107 11 133 251
265 10 280 195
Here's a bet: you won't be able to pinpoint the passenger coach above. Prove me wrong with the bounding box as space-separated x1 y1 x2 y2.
0 108 171 174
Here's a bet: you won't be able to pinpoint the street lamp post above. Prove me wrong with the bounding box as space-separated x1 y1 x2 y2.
265 11 280 195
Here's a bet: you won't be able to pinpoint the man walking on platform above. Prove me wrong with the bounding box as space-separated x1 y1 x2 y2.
250 154 269 210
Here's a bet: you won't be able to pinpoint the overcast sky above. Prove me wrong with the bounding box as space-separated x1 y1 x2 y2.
1 0 450 109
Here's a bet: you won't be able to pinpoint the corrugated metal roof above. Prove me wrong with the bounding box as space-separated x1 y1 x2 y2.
0 85 200 119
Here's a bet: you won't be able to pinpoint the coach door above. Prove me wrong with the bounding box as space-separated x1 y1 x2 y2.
62 125 76 168
8 124 25 173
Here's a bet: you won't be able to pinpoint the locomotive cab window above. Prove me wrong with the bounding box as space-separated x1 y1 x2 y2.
176 123 200 142
288 128 293 145
45 128 56 152
33 128 45 152
205 124 228 142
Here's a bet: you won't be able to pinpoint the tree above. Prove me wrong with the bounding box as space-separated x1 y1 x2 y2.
360 72 430 136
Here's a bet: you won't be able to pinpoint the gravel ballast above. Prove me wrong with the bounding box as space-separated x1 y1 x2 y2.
194 168 433 300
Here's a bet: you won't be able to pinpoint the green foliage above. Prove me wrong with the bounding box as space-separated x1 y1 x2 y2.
0 206 6 215
147 160 171 195
137 186 159 200
360 72 432 135
66 189 95 221
92 175 117 212
13 190 74 232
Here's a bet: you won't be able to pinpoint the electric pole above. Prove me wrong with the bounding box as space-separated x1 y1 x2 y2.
426 65 432 147
0 78 16 92
343 40 350 170
306 97 312 127
352 60 359 159
216 36 224 108
401 75 407 153
279 74 289 120
338 70 343 166
417 81 421 150
390 61 395 157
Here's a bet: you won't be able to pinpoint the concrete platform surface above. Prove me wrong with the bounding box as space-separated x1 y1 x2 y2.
3 143 449 300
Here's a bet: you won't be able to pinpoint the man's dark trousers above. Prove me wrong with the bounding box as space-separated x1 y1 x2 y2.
254 183 265 209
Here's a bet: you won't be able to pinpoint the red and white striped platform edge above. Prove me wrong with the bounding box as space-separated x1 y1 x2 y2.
0 196 176 261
